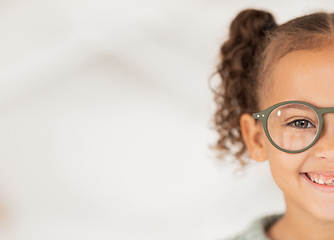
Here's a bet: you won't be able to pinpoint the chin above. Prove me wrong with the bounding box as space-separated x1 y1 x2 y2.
309 204 334 223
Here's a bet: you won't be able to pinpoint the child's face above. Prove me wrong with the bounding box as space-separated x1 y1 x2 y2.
257 44 334 221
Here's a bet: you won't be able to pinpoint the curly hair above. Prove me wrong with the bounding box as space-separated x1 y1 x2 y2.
210 9 334 167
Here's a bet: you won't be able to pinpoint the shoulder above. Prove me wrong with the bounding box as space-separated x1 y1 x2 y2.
223 213 283 240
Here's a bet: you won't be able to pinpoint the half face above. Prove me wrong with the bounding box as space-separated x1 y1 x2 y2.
259 44 334 222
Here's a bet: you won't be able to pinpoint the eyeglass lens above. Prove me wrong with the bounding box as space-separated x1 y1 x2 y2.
267 103 319 151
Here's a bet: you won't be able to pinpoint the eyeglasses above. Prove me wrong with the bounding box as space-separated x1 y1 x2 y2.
253 101 334 153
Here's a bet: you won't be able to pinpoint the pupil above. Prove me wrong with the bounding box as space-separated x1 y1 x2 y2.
296 120 307 128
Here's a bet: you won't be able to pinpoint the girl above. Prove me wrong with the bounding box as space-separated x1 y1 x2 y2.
211 9 334 240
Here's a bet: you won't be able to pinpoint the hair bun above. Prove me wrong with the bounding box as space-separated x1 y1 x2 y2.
220 9 277 84
229 9 277 44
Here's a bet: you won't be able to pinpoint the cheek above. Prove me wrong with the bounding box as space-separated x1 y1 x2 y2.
266 144 306 191
260 127 307 191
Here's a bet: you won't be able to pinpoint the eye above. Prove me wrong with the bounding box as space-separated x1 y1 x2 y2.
287 119 315 129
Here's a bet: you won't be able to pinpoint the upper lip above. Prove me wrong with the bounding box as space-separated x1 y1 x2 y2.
301 170 334 175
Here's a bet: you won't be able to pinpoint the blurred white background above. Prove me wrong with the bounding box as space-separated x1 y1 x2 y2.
0 0 332 239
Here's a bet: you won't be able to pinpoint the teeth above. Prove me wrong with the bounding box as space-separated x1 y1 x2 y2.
306 173 334 185
325 180 333 185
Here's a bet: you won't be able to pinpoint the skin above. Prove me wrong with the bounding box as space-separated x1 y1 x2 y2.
240 44 334 240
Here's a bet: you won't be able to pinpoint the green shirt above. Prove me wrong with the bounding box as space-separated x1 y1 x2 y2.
224 214 284 240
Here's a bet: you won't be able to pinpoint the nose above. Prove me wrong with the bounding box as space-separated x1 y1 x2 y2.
313 114 334 159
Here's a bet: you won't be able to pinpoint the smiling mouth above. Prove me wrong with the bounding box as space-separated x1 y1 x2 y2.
303 173 334 186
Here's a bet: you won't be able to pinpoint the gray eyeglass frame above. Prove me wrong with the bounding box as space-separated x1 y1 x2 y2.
252 100 334 154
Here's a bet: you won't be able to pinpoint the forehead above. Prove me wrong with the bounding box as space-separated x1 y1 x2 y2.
264 44 334 109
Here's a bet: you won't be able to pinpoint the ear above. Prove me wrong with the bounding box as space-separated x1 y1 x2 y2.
240 113 267 162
